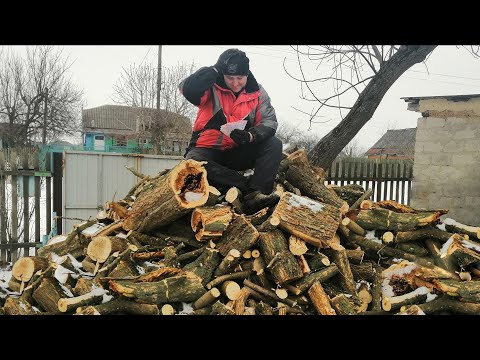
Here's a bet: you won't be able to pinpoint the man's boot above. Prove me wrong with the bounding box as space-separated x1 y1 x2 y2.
243 190 280 215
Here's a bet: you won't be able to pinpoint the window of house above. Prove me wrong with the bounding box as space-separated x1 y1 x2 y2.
173 141 180 153
114 136 127 147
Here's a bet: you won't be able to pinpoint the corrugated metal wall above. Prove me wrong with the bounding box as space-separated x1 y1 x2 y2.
62 151 182 232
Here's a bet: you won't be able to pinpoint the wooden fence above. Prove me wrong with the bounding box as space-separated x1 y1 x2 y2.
325 158 414 204
0 148 53 266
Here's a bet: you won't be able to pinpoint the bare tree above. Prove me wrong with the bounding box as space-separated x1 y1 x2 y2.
284 45 480 169
0 46 84 145
112 60 197 121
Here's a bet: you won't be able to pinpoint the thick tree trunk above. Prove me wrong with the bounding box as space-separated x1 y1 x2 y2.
77 299 160 315
124 159 209 232
308 45 437 169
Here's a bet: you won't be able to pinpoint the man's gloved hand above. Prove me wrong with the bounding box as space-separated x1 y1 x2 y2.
214 48 243 75
230 129 252 145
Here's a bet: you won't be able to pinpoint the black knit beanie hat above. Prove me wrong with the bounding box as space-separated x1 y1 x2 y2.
224 50 250 76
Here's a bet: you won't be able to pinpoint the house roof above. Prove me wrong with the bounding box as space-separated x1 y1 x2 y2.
402 94 480 104
82 105 190 132
366 128 416 157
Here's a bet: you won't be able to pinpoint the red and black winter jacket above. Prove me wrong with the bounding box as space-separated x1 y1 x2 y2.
179 66 277 151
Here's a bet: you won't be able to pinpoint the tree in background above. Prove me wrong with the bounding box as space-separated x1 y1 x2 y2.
112 61 197 120
112 61 196 153
286 45 480 169
0 46 84 146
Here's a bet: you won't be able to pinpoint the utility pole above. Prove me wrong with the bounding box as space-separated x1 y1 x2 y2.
42 88 48 144
156 45 162 110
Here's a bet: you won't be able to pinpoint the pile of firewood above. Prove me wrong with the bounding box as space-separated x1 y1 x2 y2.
2 150 480 315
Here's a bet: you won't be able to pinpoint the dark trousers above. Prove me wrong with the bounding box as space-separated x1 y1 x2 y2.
185 136 283 195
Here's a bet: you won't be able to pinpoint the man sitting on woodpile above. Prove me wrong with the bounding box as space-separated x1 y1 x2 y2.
179 48 282 214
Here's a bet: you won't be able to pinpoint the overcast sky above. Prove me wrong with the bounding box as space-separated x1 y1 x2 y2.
9 45 480 151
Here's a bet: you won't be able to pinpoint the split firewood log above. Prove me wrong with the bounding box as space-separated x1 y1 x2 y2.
371 200 448 215
205 185 221 206
330 184 365 207
271 192 341 247
190 205 233 241
183 247 221 285
124 159 209 232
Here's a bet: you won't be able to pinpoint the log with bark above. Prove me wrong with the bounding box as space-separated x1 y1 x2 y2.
124 159 209 232
271 192 341 247
190 205 233 241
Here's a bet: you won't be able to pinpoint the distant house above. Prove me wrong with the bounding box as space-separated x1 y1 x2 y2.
0 123 24 149
365 128 416 159
82 105 191 154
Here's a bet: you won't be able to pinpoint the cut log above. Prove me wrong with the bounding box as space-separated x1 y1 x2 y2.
308 281 336 315
220 280 241 301
440 234 480 269
191 205 233 241
205 185 221 206
213 249 241 277
161 304 175 315
345 248 365 265
58 288 105 313
330 184 365 207
288 235 308 255
37 219 96 258
12 256 49 283
233 287 251 315
424 239 457 273
341 217 366 236
107 259 138 279
395 227 454 243
225 187 244 214
211 300 235 315
244 207 269 226
443 218 480 240
87 236 129 264
397 305 425 315
296 254 311 275
193 288 221 310
433 279 480 303
330 294 357 315
353 208 442 231
205 270 253 290
381 287 429 312
216 215 259 258
258 229 303 285
255 301 274 315
182 245 220 285
32 277 69 313
124 159 209 232
323 243 357 296
350 189 373 210
418 295 480 315
370 200 448 216
109 271 206 304
3 297 37 315
243 279 302 310
77 299 160 315
72 277 94 296
292 264 339 294
272 192 341 247
304 252 331 272
285 164 349 213
350 262 376 282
